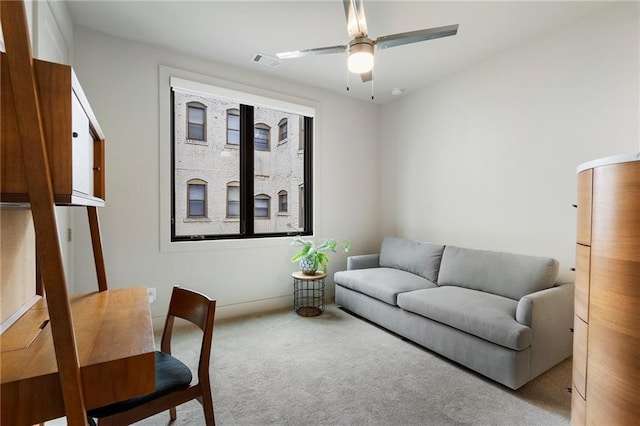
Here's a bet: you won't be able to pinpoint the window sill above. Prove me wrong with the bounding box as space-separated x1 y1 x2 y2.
184 217 211 223
186 139 208 146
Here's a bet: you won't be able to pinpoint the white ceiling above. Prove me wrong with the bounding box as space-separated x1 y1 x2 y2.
65 0 615 104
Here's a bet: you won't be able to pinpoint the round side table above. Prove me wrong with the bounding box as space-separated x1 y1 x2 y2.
292 271 326 317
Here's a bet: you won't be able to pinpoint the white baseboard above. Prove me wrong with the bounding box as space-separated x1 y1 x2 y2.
215 295 292 321
151 289 336 330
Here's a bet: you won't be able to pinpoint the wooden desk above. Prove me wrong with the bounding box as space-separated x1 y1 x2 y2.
1 287 156 425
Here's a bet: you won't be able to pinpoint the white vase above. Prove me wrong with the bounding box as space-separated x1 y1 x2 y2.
299 258 317 275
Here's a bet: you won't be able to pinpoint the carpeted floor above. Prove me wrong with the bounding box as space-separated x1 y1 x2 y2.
109 304 573 425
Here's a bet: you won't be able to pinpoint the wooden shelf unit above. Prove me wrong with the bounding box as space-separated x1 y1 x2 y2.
571 154 640 425
1 52 106 206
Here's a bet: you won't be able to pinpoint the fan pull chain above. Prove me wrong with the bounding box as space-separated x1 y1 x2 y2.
346 69 350 92
371 76 374 100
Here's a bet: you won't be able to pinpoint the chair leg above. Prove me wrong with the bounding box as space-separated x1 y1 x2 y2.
170 407 177 421
200 386 215 426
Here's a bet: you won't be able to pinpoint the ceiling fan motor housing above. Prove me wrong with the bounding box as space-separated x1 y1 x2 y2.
348 37 375 74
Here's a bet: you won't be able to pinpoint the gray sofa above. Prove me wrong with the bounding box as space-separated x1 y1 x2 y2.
334 237 574 389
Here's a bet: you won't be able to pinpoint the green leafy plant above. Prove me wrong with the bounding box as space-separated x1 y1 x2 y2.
290 237 350 273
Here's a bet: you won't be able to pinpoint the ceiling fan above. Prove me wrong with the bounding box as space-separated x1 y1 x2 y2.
275 0 459 83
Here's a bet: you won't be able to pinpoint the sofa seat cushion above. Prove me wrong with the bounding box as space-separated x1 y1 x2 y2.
334 268 437 306
397 287 531 350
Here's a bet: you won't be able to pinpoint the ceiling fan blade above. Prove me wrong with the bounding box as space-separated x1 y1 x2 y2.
276 45 347 60
375 24 459 50
360 70 373 83
343 0 369 38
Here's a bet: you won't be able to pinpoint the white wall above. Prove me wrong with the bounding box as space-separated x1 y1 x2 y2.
379 2 639 283
71 27 380 318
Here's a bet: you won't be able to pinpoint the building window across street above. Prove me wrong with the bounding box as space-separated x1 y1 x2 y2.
278 190 288 213
187 179 207 217
187 102 206 141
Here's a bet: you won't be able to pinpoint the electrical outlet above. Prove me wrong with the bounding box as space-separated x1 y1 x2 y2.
147 287 156 304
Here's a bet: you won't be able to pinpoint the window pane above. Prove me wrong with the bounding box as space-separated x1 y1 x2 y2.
189 184 205 200
188 183 205 217
187 105 205 141
227 185 239 217
189 200 205 216
254 107 303 234
279 193 288 212
299 185 304 228
188 124 204 141
188 106 205 125
174 90 240 237
279 120 287 141
227 112 239 145
228 129 239 145
255 127 269 150
255 197 269 218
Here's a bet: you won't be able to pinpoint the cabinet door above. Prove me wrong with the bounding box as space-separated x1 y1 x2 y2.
576 170 592 245
572 315 588 400
71 92 94 196
571 389 586 426
574 244 590 322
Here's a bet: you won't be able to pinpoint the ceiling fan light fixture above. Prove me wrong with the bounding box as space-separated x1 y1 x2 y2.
348 38 374 74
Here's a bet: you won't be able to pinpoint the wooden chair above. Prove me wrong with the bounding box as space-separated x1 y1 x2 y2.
87 286 216 425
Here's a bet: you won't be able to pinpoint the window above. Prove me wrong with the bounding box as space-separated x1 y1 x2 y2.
187 102 206 141
187 180 207 217
298 116 305 150
227 108 239 145
298 184 304 228
171 76 314 240
278 190 288 213
255 194 270 219
254 123 270 151
226 181 239 218
278 118 288 142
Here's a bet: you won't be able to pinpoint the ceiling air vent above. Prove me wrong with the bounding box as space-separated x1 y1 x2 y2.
251 53 280 68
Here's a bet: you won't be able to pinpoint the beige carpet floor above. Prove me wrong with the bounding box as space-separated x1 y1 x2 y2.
87 304 572 425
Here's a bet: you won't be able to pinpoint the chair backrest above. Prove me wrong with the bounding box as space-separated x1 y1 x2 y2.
160 286 216 380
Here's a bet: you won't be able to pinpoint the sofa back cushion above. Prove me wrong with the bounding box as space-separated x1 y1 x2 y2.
437 246 559 300
379 237 444 282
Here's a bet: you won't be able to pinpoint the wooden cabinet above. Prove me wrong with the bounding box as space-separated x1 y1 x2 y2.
571 154 640 425
1 52 105 206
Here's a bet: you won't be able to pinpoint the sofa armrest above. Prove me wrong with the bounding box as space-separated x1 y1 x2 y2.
347 254 380 270
516 283 574 379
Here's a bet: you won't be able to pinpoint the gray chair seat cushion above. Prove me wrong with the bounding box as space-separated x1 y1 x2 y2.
87 351 192 418
397 287 531 350
335 267 437 306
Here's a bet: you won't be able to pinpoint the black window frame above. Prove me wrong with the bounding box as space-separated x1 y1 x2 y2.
171 90 314 241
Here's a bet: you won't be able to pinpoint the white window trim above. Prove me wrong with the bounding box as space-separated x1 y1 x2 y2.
158 65 319 253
